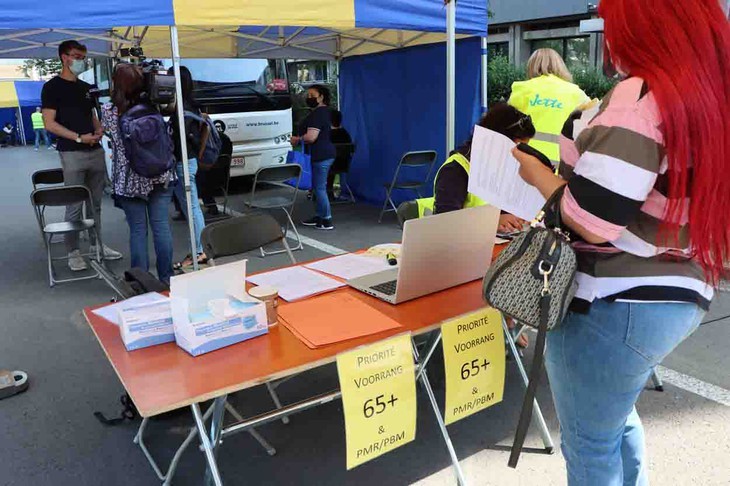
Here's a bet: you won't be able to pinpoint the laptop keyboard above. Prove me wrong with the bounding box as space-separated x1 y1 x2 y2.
370 280 398 296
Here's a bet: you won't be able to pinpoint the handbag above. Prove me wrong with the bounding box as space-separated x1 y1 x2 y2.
482 185 578 468
286 145 313 190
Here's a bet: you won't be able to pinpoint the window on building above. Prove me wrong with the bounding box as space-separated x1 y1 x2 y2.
565 37 590 70
487 42 509 59
531 39 564 57
531 36 590 71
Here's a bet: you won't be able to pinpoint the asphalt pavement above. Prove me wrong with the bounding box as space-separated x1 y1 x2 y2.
0 146 728 486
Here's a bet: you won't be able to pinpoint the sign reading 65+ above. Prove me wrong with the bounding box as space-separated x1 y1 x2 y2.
336 333 416 470
442 308 505 425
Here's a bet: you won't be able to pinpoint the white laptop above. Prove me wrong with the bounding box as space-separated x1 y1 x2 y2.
348 205 500 304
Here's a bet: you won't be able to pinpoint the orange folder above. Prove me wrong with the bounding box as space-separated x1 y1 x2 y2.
277 293 402 349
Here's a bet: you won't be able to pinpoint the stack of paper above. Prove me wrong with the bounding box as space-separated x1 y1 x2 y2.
304 253 394 280
278 293 402 349
467 126 546 221
247 266 345 302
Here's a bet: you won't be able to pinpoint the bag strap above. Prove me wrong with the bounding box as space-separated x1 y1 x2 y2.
198 120 211 161
535 184 567 229
508 292 550 468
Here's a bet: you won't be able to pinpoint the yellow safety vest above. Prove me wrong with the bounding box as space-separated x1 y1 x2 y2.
31 112 44 130
416 153 486 218
509 74 589 163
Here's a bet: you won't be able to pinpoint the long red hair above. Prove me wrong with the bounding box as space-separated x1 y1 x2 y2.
600 0 730 284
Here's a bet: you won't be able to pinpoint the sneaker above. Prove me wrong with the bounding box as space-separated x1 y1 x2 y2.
34 148 39 151
90 244 123 260
68 250 88 272
301 217 320 226
315 219 334 230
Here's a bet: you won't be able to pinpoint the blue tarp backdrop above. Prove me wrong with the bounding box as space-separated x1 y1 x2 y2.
341 37 482 206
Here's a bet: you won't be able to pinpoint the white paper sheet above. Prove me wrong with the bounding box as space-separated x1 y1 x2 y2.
92 292 169 326
247 267 345 302
304 253 394 280
467 126 546 221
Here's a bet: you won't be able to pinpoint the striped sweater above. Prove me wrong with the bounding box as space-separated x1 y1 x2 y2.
558 77 714 310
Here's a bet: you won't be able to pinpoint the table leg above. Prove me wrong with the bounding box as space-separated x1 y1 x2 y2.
133 404 216 485
191 401 225 486
411 338 468 486
502 317 555 453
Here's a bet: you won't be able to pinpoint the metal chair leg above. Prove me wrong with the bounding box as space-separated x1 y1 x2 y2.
46 234 55 287
260 208 303 257
379 184 395 223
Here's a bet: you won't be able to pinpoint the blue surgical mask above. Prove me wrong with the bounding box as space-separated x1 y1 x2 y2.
70 59 86 76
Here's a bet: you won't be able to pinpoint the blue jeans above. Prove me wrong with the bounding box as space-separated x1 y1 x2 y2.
312 158 335 220
174 158 205 255
118 184 174 284
34 129 50 149
545 299 705 486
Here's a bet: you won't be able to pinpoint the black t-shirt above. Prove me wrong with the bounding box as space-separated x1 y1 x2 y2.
298 106 336 163
41 76 98 152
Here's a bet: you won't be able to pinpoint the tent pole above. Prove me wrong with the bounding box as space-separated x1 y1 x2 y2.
17 107 27 145
481 36 488 113
170 25 199 272
446 0 456 153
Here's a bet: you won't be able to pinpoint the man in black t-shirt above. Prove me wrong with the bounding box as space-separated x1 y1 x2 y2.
41 40 121 271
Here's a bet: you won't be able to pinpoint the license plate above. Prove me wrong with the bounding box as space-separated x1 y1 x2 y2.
231 157 245 167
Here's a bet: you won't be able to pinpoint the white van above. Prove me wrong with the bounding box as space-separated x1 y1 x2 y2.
173 59 293 177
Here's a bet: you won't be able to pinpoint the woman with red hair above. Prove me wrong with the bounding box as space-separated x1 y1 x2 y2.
512 1 730 484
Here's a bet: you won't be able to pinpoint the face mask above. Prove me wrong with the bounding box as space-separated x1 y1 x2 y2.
69 59 86 76
305 97 318 108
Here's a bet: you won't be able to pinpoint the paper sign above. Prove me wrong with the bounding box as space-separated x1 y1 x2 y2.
467 126 546 221
442 308 505 425
336 334 417 470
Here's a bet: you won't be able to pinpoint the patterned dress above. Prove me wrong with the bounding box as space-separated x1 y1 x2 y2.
101 102 174 201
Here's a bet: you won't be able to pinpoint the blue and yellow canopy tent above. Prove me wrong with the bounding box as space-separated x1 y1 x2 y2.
0 80 45 145
0 0 488 272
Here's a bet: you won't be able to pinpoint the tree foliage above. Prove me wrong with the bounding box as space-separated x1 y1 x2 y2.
19 59 62 78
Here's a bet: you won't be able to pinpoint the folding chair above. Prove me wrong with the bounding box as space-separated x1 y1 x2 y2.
31 168 64 189
202 212 297 424
30 185 103 287
332 142 357 203
379 150 437 222
201 212 297 266
200 154 232 223
32 168 65 223
245 164 303 256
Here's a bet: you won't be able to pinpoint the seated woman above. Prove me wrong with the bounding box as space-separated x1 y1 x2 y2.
417 103 539 234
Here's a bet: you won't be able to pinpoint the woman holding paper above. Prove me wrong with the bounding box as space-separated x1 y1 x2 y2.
417 103 542 234
512 1 730 484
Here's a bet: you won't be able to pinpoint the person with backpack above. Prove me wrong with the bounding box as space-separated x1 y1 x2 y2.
101 63 175 284
167 66 221 269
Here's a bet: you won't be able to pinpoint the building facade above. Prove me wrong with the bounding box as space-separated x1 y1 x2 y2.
488 0 603 70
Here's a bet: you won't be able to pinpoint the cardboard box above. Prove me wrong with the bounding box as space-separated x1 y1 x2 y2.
119 298 175 351
171 296 268 357
170 260 268 357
